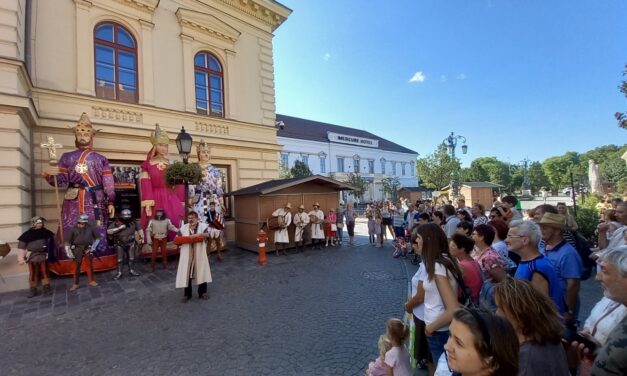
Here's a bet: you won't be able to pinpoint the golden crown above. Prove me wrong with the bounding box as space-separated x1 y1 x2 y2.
72 112 94 135
149 124 169 145
196 139 211 155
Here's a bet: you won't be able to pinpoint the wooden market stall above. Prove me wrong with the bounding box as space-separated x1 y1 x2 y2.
441 182 502 209
228 175 356 252
397 186 432 203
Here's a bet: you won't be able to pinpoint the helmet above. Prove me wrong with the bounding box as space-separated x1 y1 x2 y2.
121 209 132 220
30 216 44 226
77 214 89 223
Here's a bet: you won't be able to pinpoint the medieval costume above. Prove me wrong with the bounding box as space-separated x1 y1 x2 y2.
176 214 212 302
271 203 292 255
292 204 309 252
43 113 116 273
146 208 179 271
66 214 101 291
17 217 55 297
190 139 225 220
206 201 225 261
308 203 325 250
140 124 185 234
107 209 142 280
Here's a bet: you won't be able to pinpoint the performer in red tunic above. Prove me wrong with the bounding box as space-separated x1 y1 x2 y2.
140 124 185 239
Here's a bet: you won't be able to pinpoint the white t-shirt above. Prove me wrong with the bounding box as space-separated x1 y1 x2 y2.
423 262 458 331
411 264 428 321
384 346 412 376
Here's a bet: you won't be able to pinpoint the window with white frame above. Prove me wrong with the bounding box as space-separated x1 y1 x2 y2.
391 161 397 175
353 158 360 173
280 153 289 167
337 157 345 173
401 162 406 176
368 160 374 174
380 158 386 174
410 161 415 176
319 152 327 173
301 154 309 166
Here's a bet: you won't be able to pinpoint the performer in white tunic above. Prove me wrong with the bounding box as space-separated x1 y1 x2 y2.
292 204 310 252
308 202 325 250
176 212 212 302
271 203 292 255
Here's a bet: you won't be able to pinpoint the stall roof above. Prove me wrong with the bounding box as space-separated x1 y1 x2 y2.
398 186 431 192
228 175 357 196
441 182 503 190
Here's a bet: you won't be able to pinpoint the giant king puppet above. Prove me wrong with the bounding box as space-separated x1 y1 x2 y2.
140 125 185 241
43 113 116 274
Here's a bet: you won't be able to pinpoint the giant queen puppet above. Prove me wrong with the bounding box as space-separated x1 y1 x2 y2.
43 113 116 274
189 139 225 220
140 124 185 236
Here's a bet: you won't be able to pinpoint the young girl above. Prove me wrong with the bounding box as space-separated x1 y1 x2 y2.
374 210 383 248
325 208 337 247
367 206 376 244
393 237 409 258
366 335 393 376
384 318 412 376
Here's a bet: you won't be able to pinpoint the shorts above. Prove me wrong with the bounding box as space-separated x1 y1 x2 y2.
382 217 392 226
426 329 449 365
394 226 405 238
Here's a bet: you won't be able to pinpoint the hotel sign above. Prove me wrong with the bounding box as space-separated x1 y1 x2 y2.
328 132 379 148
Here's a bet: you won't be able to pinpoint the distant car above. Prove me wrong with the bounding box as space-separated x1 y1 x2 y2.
562 187 575 197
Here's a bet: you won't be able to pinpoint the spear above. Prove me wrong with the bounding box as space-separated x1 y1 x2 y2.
40 136 64 243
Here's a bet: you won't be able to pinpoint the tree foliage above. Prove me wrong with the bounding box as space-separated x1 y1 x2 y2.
381 176 401 201
616 64 627 129
416 143 460 190
289 160 313 178
541 152 586 193
278 162 292 179
344 172 368 200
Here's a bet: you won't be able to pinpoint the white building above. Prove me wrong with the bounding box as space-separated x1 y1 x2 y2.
276 114 420 202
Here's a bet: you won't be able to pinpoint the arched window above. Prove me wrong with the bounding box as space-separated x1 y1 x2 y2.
194 52 224 117
94 22 138 103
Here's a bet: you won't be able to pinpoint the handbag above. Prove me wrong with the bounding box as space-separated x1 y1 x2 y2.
331 223 337 231
336 222 344 229
64 187 79 200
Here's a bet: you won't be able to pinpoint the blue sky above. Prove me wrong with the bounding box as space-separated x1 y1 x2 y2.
273 0 627 166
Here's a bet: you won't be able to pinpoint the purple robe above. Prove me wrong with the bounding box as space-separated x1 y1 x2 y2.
45 148 115 258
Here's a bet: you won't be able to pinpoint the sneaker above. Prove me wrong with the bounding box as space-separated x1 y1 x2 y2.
89 281 99 287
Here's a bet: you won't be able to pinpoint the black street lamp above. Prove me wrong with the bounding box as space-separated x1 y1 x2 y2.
443 132 468 199
175 126 193 220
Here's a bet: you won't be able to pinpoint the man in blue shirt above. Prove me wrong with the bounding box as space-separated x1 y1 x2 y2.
506 219 563 313
539 212 583 327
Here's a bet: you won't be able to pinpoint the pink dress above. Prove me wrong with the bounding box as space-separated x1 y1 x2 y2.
140 160 185 234
325 212 337 237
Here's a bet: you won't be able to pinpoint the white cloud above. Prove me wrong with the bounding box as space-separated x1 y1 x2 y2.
409 71 426 83
323 53 331 61
456 73 467 80
440 75 447 82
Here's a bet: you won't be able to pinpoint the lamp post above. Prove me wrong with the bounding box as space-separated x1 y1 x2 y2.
443 132 467 199
175 126 193 222
520 157 531 196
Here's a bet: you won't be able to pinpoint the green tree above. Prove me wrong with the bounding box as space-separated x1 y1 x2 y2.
344 172 368 200
416 144 460 190
289 160 313 178
542 152 585 192
278 162 292 179
381 177 401 201
616 64 627 129
527 161 550 194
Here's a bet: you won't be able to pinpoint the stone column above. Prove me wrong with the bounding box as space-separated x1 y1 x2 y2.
139 19 155 105
180 34 196 113
74 0 93 95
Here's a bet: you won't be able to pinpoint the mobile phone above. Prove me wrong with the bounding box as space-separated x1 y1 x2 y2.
564 330 598 353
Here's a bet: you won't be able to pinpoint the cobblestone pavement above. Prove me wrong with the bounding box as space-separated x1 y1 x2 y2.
0 225 602 376
0 237 416 376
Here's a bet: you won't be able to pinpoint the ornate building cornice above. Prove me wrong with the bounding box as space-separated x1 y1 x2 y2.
219 0 291 31
112 0 159 14
176 8 241 44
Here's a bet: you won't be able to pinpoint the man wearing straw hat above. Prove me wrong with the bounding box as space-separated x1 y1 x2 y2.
271 203 292 255
292 204 309 252
539 212 583 328
308 202 325 250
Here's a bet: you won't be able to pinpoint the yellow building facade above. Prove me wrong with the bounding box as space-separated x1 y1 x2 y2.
0 0 291 291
